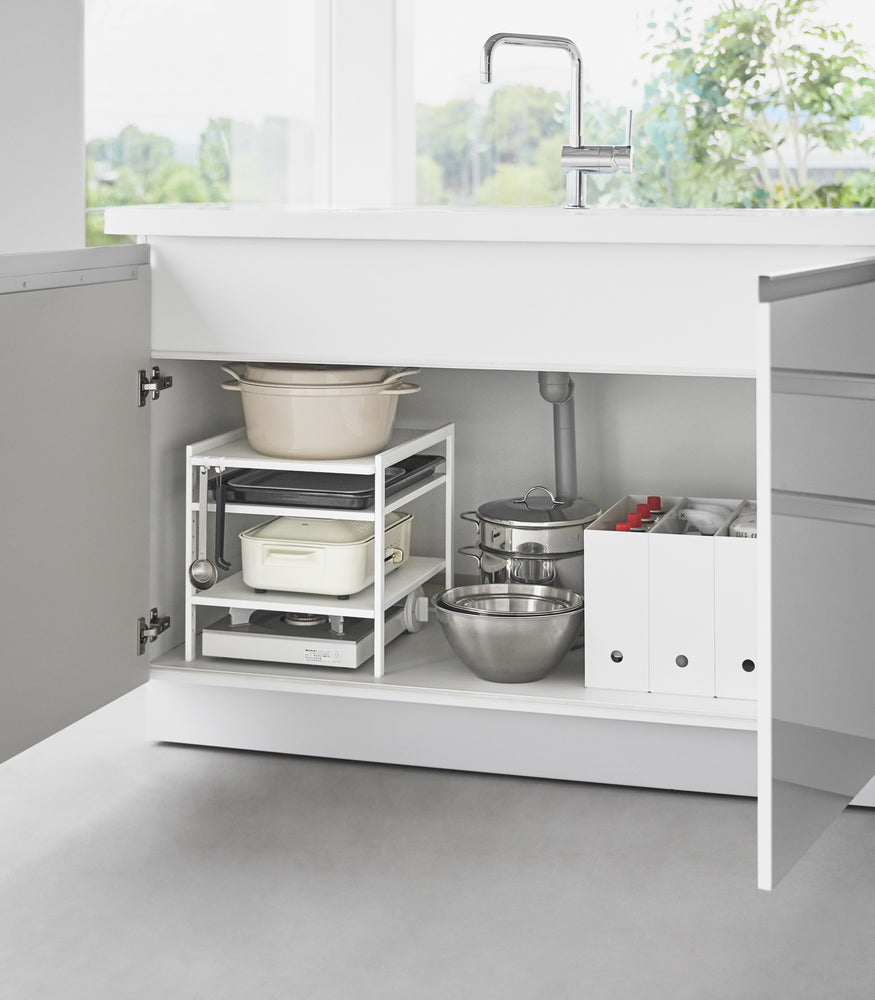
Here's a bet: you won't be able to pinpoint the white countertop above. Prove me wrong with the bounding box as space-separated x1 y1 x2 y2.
104 204 875 247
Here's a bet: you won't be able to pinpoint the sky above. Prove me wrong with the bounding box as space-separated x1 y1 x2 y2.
85 0 875 145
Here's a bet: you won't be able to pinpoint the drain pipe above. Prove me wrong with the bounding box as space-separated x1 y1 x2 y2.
538 371 578 501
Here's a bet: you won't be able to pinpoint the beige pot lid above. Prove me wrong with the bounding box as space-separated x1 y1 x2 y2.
242 363 397 386
242 511 410 546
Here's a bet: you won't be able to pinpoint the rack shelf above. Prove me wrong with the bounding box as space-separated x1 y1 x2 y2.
185 423 455 677
191 559 445 618
192 474 448 522
190 424 454 474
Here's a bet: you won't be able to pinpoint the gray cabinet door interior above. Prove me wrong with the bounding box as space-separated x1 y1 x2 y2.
759 259 875 888
0 246 151 762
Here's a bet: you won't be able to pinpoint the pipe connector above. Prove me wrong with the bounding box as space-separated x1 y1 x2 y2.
538 370 575 405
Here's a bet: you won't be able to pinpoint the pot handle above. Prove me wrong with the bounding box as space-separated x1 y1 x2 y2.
460 510 480 527
457 544 483 567
379 381 421 396
380 367 421 385
221 363 246 381
264 546 324 565
515 485 559 507
220 380 241 392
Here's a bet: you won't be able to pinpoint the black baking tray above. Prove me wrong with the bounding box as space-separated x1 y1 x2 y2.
216 454 443 509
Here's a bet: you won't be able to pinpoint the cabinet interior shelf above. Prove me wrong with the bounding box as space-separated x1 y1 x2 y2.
191 558 445 618
152 620 756 732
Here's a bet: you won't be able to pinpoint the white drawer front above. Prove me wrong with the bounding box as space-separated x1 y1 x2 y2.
772 378 875 501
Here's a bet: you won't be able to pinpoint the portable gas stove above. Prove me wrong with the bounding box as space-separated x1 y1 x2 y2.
200 590 427 669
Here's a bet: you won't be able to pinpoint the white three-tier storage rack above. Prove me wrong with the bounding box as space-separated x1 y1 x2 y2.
184 424 454 679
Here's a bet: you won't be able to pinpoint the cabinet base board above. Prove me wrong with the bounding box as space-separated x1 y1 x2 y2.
146 679 757 796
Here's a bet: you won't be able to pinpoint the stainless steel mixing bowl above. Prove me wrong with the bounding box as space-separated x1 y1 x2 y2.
436 583 582 617
434 585 583 683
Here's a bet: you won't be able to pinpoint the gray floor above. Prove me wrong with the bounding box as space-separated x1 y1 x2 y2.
1 689 873 1000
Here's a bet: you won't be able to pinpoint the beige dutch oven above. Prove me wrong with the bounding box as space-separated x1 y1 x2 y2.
221 364 421 459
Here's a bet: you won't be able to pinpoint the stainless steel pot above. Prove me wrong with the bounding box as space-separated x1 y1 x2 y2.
461 486 600 557
459 487 598 630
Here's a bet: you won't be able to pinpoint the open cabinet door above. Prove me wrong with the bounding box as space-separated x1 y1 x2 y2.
0 246 152 762
757 258 875 888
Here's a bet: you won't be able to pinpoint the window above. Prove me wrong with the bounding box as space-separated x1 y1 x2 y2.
85 0 322 244
413 0 875 208
84 0 875 232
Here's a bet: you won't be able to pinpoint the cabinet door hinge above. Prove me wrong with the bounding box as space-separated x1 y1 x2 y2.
138 608 170 654
138 366 173 407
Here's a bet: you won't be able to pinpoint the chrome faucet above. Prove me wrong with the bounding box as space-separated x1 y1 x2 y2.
481 33 584 208
480 32 633 209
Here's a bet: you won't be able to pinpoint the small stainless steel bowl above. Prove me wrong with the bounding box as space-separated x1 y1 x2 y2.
433 585 583 683
436 583 582 617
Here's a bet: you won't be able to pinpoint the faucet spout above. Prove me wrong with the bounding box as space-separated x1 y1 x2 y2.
480 33 584 208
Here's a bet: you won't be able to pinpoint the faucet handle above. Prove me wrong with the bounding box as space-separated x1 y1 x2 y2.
560 109 634 176
614 110 633 174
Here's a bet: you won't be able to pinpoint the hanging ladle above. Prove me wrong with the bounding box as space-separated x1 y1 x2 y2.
189 466 218 590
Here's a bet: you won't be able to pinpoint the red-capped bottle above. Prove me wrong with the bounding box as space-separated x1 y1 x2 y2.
626 512 646 532
647 495 666 522
636 502 655 527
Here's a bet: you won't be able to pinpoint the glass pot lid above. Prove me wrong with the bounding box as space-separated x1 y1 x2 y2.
476 485 601 527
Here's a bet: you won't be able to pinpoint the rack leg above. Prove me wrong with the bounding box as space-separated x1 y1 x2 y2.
373 451 386 678
445 429 455 589
184 456 196 662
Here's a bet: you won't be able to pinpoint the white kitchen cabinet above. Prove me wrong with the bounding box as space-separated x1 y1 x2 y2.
3 226 874 890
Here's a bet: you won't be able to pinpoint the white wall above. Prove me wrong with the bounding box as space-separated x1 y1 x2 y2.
395 368 757 558
0 0 84 253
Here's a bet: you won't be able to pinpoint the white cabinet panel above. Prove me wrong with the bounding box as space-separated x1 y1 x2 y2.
758 261 875 888
772 387 875 500
765 272 875 376
0 247 151 762
146 237 857 376
771 505 875 737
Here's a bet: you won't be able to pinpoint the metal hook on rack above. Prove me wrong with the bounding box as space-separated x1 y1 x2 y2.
215 465 233 571
189 465 218 591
